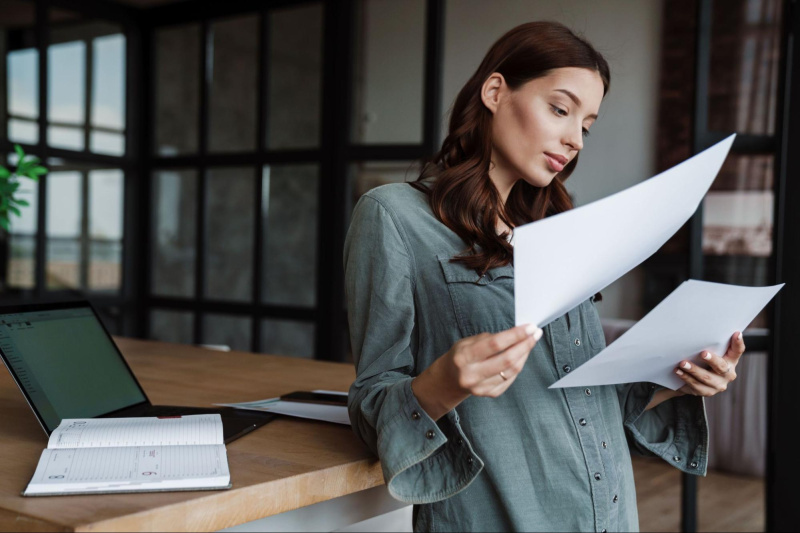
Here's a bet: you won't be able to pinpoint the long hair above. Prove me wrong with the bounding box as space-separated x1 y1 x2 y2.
411 21 610 274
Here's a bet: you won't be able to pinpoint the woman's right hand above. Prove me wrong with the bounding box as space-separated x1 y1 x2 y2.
411 324 544 421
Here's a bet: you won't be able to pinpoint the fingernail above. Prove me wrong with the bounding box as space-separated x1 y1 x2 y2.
533 328 543 341
676 369 684 376
682 362 691 370
703 352 712 360
525 324 537 336
737 332 743 341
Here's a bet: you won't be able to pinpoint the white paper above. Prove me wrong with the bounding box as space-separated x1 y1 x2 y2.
514 134 735 328
550 280 783 390
216 390 350 426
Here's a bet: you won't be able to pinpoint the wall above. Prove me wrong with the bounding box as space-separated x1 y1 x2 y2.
442 0 664 320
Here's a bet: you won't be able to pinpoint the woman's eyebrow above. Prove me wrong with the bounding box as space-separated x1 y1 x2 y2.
554 89 598 120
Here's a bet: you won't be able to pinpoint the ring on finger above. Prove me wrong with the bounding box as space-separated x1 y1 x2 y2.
499 371 508 381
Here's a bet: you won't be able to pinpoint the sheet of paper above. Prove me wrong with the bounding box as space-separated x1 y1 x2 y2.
216 390 350 426
550 280 783 390
48 414 223 449
514 135 735 328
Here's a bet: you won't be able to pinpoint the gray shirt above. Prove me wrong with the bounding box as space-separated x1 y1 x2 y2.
344 182 708 532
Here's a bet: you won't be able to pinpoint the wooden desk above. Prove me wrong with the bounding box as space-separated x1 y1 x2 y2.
0 338 384 532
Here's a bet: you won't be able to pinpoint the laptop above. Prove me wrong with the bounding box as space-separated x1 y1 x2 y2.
0 301 275 443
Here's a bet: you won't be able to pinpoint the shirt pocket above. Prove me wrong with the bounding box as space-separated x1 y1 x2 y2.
437 254 515 337
584 297 607 353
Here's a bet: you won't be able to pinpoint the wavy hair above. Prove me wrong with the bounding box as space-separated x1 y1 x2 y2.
411 21 610 275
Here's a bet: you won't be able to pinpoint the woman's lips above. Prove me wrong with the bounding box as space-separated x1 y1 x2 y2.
544 153 566 173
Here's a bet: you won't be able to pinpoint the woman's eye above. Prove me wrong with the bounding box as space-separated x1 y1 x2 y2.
582 128 591 138
550 105 568 117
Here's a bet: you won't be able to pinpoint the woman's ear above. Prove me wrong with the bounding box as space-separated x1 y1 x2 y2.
481 73 506 115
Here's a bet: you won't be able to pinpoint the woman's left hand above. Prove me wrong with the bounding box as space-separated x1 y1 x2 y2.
674 331 745 397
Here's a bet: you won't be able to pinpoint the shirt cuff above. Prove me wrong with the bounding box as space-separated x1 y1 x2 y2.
622 382 709 476
378 379 483 503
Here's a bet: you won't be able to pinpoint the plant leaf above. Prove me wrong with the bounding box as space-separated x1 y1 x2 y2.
0 167 9 179
0 216 9 231
14 144 24 161
8 205 20 217
30 166 48 176
13 199 30 207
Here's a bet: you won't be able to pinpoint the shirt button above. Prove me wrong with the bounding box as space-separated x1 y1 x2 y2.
411 411 420 420
613 494 618 503
594 472 601 481
602 441 607 448
585 388 591 396
563 365 572 373
458 438 464 445
579 418 587 426
574 339 581 346
690 461 698 469
467 456 474 465
426 430 435 439
673 456 681 462
601 529 607 533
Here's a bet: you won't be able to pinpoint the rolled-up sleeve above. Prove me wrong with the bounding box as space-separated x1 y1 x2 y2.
344 194 483 504
617 382 709 475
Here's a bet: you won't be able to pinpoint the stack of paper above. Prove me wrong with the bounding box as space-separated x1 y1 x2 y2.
512 135 783 389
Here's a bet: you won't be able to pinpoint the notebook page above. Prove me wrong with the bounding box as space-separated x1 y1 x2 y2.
24 444 229 494
47 414 223 449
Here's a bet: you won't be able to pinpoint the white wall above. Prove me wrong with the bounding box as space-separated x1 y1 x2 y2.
443 0 664 320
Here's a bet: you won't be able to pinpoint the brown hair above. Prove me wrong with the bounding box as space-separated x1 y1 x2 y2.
411 21 610 274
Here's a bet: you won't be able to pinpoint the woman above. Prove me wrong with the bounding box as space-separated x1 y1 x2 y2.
344 21 743 532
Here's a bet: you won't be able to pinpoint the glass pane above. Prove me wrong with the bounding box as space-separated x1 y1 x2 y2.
208 15 258 153
708 0 783 134
89 240 121 291
266 3 322 149
703 154 774 259
352 0 425 144
262 165 318 306
203 314 251 352
89 170 123 292
1 0 36 143
89 170 123 239
150 309 193 344
46 171 81 289
91 34 125 131
7 48 39 143
48 125 84 150
6 173 37 289
154 24 200 156
152 169 196 297
205 167 254 301
48 40 85 124
8 118 37 143
261 319 315 358
90 130 124 155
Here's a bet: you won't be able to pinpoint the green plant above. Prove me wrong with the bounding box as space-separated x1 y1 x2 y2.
0 144 47 232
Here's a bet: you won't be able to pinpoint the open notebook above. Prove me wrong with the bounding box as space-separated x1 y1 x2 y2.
23 414 230 496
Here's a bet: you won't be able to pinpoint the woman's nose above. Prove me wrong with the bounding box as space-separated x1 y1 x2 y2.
564 128 584 151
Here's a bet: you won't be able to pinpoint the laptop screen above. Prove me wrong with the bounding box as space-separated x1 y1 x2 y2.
0 305 147 433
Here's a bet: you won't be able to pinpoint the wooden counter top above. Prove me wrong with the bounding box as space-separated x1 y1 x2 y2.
0 337 383 532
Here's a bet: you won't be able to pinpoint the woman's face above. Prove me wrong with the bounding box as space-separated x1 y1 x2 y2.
483 67 605 194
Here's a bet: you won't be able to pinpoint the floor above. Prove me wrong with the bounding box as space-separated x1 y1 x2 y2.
634 456 765 532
